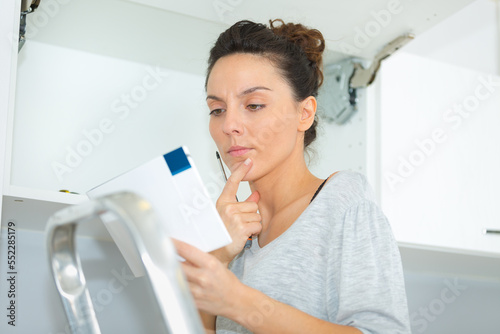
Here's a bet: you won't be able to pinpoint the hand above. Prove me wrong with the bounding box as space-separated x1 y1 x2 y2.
212 158 262 265
174 239 246 317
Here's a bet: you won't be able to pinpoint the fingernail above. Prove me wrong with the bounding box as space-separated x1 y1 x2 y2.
244 158 251 165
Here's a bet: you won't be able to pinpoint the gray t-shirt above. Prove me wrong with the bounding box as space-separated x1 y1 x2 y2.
216 171 411 334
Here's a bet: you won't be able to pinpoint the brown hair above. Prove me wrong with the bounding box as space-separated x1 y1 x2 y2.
206 19 325 149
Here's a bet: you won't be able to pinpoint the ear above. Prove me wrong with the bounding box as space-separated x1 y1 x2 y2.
297 96 317 132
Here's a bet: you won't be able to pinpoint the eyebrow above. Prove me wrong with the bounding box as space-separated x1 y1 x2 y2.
206 86 272 101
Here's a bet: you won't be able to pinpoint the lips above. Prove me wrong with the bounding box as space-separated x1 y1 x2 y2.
228 146 252 157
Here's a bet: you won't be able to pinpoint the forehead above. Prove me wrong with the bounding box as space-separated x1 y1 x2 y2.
206 53 289 93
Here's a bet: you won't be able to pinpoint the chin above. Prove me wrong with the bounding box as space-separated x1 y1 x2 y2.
242 167 259 183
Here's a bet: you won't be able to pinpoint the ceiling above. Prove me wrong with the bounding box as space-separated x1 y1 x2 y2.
25 0 477 75
403 0 498 75
126 0 477 63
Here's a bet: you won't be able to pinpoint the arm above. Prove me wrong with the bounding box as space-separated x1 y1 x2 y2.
227 283 362 334
328 198 411 333
196 158 260 333
198 250 233 332
199 311 216 334
174 239 362 334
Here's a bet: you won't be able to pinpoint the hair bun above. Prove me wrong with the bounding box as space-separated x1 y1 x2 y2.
269 19 325 70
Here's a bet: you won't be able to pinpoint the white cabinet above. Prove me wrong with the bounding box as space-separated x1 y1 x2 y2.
1 0 89 220
373 0 500 280
0 1 230 236
378 51 500 275
1 0 496 274
1 0 479 224
1 0 22 214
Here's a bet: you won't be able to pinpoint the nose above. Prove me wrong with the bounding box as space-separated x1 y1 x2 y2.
221 108 243 136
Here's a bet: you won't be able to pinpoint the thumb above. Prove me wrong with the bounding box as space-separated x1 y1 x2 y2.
245 190 260 203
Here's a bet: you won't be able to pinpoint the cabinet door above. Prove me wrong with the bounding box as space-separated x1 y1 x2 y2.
380 52 500 255
0 0 21 202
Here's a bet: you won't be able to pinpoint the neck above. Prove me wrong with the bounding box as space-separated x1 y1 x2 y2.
248 147 319 231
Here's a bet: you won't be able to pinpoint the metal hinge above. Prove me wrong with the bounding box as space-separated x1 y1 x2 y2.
318 34 414 124
19 0 42 52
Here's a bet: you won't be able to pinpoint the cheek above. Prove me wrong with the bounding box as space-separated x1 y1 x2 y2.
209 120 227 154
209 119 220 141
256 110 298 146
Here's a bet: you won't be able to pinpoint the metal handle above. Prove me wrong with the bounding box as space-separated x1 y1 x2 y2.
483 229 500 235
46 192 204 334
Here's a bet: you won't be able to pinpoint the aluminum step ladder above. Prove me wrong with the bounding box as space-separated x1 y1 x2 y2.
46 192 205 334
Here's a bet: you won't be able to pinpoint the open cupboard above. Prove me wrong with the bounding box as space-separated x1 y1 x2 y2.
1 0 499 333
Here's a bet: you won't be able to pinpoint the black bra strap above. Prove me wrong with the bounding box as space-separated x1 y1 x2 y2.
310 178 328 203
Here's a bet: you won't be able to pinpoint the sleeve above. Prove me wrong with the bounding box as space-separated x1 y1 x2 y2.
326 200 412 334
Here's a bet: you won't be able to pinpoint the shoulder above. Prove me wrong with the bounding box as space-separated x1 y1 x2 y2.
320 172 395 242
318 170 376 211
298 171 384 242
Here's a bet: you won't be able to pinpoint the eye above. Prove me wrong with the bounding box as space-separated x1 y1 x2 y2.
247 104 265 111
209 108 225 116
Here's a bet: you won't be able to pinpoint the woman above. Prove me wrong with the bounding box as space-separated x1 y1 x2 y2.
174 19 411 334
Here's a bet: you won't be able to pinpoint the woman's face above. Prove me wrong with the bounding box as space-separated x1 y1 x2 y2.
207 53 313 181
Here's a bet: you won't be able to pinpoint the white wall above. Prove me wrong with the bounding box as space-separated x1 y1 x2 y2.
0 228 167 334
12 41 213 195
312 87 373 181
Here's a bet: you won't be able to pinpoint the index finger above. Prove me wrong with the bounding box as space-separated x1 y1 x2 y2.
220 158 252 201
